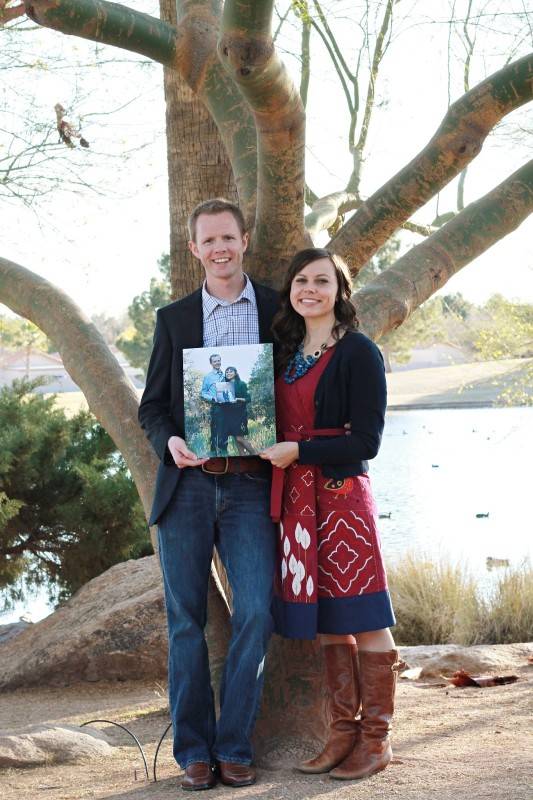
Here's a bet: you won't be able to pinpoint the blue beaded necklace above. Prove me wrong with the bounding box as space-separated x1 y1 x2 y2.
283 341 329 384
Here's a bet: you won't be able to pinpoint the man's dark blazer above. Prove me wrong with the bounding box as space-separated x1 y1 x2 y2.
138 279 280 525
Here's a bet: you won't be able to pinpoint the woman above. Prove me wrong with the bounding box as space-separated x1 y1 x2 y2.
260 248 402 781
219 366 257 455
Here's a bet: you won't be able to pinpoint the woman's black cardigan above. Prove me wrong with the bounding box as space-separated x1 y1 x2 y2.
297 330 387 478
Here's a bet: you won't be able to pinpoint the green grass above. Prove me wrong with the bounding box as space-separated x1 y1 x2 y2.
388 553 533 645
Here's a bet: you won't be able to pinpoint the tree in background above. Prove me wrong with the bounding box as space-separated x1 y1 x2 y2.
0 379 149 610
248 345 276 428
115 254 171 376
0 316 51 353
473 295 533 360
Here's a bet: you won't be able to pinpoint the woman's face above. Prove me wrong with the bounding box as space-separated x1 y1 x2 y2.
225 368 236 380
289 257 338 322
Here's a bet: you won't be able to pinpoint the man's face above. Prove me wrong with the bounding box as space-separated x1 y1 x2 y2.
210 356 222 371
189 211 249 284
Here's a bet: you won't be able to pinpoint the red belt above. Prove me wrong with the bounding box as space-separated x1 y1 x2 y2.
270 428 345 522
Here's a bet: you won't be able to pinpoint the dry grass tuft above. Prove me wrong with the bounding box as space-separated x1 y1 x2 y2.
388 554 533 645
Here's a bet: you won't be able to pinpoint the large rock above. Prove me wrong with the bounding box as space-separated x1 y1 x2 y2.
0 555 231 691
399 643 532 678
0 556 168 690
0 724 113 767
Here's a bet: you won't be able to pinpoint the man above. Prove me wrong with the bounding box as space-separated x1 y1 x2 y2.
200 353 227 455
139 198 279 791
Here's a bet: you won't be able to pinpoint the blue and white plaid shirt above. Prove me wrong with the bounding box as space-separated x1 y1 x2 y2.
202 274 260 347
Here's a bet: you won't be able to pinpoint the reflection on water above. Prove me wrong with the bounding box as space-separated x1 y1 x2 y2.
1 407 531 624
372 407 533 593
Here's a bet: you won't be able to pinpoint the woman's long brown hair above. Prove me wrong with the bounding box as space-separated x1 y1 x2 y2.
272 248 358 373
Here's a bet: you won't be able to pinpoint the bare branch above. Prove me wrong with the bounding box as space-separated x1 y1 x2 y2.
401 221 437 237
305 191 359 240
349 0 395 194
329 53 533 271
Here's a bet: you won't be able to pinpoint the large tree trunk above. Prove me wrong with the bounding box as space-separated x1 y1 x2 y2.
159 0 237 299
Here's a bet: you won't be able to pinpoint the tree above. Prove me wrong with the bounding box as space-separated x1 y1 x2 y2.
0 0 531 746
115 254 171 376
0 315 51 352
0 378 149 610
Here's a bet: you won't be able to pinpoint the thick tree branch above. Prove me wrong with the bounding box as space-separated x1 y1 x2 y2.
24 0 178 65
329 53 533 271
174 1 258 222
24 0 258 223
354 160 533 341
219 0 307 280
0 257 158 534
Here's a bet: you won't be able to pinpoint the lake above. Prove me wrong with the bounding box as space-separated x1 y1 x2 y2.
372 406 532 594
1 406 531 625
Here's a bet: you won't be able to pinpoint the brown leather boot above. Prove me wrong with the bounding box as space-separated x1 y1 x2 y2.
329 649 403 781
297 643 360 774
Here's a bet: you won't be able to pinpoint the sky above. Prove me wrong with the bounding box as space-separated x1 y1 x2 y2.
1 0 532 323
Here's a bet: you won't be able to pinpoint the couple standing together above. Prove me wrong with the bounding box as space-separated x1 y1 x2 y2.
200 355 255 456
139 198 402 791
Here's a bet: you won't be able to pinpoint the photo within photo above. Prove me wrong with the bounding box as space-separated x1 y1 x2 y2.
182 343 276 457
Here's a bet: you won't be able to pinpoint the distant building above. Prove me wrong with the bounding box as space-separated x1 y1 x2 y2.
0 346 145 392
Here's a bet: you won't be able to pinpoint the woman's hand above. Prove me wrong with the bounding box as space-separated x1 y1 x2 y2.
260 442 299 469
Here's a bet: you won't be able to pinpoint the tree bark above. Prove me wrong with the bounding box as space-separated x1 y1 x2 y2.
219 0 308 280
160 0 237 299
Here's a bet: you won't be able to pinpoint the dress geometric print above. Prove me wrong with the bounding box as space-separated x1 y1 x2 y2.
271 347 395 639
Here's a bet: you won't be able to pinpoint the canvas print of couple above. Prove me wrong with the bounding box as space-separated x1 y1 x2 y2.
183 343 276 457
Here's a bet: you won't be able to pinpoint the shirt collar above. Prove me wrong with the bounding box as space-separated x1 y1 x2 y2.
202 274 255 317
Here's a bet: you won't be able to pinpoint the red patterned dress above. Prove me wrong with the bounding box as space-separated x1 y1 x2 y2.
271 346 395 639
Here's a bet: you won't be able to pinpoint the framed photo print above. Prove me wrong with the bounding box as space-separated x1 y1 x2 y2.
183 343 276 457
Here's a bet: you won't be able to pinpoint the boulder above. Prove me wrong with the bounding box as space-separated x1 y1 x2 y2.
0 724 112 767
0 555 231 691
399 643 532 678
0 556 168 690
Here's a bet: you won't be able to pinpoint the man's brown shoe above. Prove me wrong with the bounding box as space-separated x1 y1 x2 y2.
181 762 216 791
217 761 256 787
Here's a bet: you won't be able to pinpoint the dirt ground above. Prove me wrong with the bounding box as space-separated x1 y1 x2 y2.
1 656 532 800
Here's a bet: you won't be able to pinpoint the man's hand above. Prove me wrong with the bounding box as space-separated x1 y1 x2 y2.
260 442 299 469
168 436 208 469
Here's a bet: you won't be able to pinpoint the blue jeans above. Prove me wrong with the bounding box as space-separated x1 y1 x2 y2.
157 468 276 768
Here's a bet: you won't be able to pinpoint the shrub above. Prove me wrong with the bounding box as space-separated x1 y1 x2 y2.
0 379 150 610
388 553 533 645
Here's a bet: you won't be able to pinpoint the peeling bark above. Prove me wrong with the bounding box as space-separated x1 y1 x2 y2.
329 53 533 271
